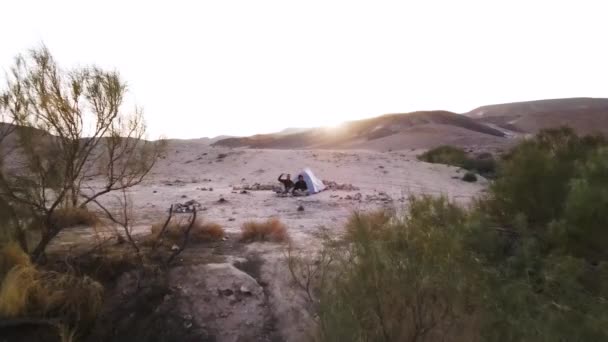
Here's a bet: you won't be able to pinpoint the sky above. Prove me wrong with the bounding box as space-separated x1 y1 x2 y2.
1 0 607 139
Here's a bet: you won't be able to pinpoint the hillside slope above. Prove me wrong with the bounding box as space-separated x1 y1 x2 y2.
465 98 608 134
214 111 506 151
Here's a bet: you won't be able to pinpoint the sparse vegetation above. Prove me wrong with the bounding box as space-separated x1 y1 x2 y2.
418 145 468 166
0 46 164 261
419 145 497 177
296 127 608 341
50 207 100 229
149 219 224 244
344 208 393 240
0 243 103 339
241 218 289 242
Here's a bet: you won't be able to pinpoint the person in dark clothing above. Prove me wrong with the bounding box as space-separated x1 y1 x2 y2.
278 173 294 193
292 175 308 196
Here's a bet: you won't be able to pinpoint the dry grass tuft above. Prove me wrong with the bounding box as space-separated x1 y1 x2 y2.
241 218 289 242
0 265 103 330
0 243 103 334
148 219 225 244
0 243 31 279
50 207 100 229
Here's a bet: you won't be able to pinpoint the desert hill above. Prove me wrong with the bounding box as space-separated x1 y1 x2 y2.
465 97 608 135
213 111 507 151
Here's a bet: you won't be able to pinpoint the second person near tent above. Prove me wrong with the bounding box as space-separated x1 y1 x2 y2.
293 174 308 196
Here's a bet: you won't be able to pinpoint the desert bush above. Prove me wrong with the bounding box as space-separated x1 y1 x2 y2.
485 127 607 230
419 146 497 177
553 147 608 261
418 145 468 166
50 207 100 229
315 128 608 341
467 128 608 340
318 196 480 342
462 172 477 182
241 218 289 242
463 153 497 177
344 208 393 241
149 219 224 244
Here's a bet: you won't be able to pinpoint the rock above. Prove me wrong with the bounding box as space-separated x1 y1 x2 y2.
219 288 234 296
322 180 360 191
174 199 202 213
153 190 158 193
168 263 266 341
181 195 187 198
240 285 253 295
171 244 179 251
228 218 235 222
297 205 304 212
217 197 227 204
240 190 248 194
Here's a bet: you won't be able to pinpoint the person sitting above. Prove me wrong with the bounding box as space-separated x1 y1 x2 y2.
277 173 294 194
292 175 308 196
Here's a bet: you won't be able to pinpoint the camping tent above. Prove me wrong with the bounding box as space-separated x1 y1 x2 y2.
294 168 326 194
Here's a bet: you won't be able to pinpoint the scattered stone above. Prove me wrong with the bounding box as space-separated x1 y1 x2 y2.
228 218 235 221
233 183 279 191
218 288 234 296
365 192 393 202
240 190 249 194
174 199 202 213
171 244 179 251
153 190 157 193
181 195 187 198
323 180 360 191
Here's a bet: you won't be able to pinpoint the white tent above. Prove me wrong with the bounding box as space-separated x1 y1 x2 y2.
294 168 326 194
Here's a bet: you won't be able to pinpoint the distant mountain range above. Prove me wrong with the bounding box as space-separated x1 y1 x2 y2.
3 98 608 152
213 98 608 151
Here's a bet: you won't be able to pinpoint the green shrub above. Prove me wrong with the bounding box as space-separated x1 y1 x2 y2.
420 146 497 177
418 145 468 166
462 172 477 182
553 147 608 262
318 197 481 341
314 127 608 341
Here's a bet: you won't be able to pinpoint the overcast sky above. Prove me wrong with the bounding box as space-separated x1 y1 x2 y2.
1 0 607 138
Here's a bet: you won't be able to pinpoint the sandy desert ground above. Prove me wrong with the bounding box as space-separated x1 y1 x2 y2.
50 142 488 341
